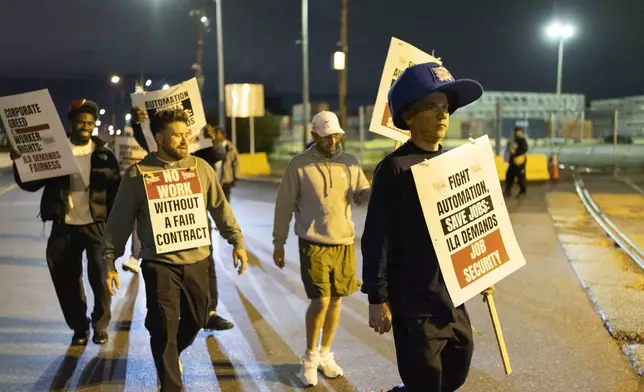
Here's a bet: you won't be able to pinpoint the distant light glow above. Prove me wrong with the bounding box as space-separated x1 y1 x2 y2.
116 129 122 136
145 79 152 87
333 51 346 70
546 22 574 39
110 75 120 84
99 109 106 115
95 120 101 126
162 84 170 90
125 113 132 121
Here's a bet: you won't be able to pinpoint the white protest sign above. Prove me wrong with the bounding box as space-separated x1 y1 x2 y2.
0 89 80 182
411 135 526 306
114 134 147 174
143 167 211 254
131 78 210 154
369 37 442 143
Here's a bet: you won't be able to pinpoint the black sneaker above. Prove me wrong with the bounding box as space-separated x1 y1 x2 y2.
71 329 89 346
204 314 234 331
92 331 109 345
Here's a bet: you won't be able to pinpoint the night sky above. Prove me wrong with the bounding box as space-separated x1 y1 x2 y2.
1 0 642 115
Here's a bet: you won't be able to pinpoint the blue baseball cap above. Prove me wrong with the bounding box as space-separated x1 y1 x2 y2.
387 62 483 130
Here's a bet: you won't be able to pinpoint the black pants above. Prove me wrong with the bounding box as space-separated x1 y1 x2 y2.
222 183 232 202
207 252 218 313
141 258 210 392
45 222 111 333
505 164 526 195
392 307 474 392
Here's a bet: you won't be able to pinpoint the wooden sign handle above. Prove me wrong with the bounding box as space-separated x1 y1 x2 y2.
484 292 512 375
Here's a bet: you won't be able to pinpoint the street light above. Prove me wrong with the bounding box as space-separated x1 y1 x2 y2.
145 79 152 87
116 129 122 136
99 109 106 115
201 16 208 23
125 113 132 122
111 75 121 84
333 50 345 71
95 120 102 126
545 21 574 146
108 125 114 132
162 84 170 90
545 21 574 98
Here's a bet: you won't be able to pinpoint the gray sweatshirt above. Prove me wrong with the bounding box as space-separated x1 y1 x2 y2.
103 153 244 265
273 146 371 248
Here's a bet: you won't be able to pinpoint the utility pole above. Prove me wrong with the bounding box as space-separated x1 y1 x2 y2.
215 0 225 131
301 0 310 149
190 0 208 90
339 0 348 132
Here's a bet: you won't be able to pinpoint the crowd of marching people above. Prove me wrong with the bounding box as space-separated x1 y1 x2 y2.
7 59 498 391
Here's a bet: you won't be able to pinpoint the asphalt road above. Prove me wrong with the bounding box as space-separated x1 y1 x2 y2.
0 176 642 391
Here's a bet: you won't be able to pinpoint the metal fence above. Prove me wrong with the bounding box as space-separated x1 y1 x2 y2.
272 101 644 172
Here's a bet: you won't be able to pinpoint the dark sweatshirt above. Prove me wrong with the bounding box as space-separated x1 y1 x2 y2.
361 141 462 322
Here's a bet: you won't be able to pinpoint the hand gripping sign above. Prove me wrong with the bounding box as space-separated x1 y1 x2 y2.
131 78 211 154
411 135 526 375
0 89 80 182
142 163 211 254
369 37 442 144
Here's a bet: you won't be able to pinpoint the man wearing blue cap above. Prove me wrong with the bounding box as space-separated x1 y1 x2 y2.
361 62 485 391
8 99 121 346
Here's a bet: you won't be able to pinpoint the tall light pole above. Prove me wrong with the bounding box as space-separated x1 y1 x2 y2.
215 0 225 131
110 75 121 127
338 0 348 132
301 0 310 149
545 21 574 144
190 1 208 90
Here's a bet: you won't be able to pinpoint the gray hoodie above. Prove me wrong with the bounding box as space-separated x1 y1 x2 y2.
273 145 371 248
103 153 244 265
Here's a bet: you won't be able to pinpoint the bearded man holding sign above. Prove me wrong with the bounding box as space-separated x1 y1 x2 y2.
362 62 490 392
102 109 248 392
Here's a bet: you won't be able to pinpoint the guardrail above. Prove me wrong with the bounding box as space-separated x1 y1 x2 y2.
572 172 644 270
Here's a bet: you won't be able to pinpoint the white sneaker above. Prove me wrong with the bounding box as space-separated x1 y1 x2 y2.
123 257 141 273
319 352 344 378
300 351 319 386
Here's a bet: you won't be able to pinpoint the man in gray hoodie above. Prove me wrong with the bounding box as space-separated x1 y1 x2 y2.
272 110 371 386
102 109 248 392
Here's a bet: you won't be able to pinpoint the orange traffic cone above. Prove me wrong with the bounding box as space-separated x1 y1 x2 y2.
550 152 560 181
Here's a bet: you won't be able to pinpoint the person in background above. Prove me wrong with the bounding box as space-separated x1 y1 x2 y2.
9 99 121 346
193 124 236 331
130 109 235 331
212 127 239 203
122 224 142 273
272 110 371 386
361 62 491 391
504 127 528 197
103 108 248 392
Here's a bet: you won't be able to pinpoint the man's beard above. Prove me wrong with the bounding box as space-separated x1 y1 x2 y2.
163 144 188 160
71 130 91 145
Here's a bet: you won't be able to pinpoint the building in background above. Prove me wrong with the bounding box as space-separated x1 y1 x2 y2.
590 96 644 140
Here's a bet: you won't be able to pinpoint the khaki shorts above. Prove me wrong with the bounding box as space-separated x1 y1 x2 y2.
298 238 362 299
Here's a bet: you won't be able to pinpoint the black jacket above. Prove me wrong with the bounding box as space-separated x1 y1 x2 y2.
13 136 122 223
361 141 460 322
